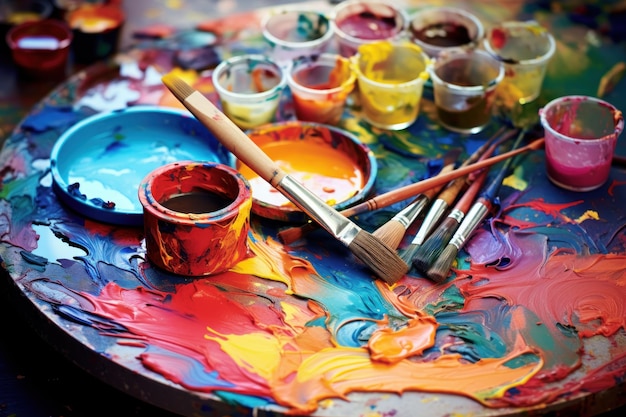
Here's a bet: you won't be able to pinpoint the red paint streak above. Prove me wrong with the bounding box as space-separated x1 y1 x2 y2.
607 179 626 196
505 198 584 221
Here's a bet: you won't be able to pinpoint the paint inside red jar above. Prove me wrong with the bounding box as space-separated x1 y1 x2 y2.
336 11 399 40
160 191 233 214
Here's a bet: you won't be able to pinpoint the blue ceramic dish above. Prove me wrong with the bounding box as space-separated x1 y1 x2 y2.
50 106 230 226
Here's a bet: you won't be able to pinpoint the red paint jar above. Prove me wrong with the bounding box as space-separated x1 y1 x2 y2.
138 161 252 276
5 19 72 78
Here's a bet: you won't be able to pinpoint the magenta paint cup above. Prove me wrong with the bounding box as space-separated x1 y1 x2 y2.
331 0 407 57
539 96 624 192
5 18 72 79
261 9 334 66
408 6 484 58
138 161 252 276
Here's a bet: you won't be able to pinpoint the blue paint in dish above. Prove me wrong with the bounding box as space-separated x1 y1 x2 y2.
50 106 230 226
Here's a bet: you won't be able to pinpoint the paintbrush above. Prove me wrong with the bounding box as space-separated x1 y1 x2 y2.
399 127 516 263
371 186 439 250
410 167 489 273
426 131 527 283
277 162 456 245
161 74 409 284
277 137 543 245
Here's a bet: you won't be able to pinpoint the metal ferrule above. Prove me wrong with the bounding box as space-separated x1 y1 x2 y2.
276 175 359 245
447 208 465 223
411 198 448 245
448 202 489 249
393 194 429 228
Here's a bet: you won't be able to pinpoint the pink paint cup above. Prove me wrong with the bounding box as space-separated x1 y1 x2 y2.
138 161 252 276
539 96 624 192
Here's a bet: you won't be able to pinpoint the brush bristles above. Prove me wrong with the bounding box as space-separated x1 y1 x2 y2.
349 231 409 285
411 217 460 273
162 74 195 102
372 220 407 250
399 243 420 265
426 244 458 283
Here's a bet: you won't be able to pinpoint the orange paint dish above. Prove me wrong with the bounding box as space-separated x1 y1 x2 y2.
235 122 377 222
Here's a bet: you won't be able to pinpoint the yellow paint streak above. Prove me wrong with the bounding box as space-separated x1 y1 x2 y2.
204 330 283 380
502 167 528 191
575 210 600 223
230 230 318 293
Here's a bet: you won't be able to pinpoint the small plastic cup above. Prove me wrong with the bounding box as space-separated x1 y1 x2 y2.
66 3 125 64
212 54 287 130
408 6 484 58
5 19 72 79
261 9 334 66
287 53 356 125
429 48 504 134
139 161 252 276
352 41 431 130
483 21 555 104
331 0 407 57
539 95 623 192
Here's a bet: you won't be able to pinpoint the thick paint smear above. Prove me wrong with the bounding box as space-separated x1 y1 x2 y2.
28 219 623 414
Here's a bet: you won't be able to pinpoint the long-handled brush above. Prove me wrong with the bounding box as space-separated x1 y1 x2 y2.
398 127 516 264
410 167 489 273
277 137 543 245
426 131 527 283
162 74 409 284
277 163 455 245
371 187 437 250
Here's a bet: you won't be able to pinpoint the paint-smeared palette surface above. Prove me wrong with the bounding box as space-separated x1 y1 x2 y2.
1 1 626 417
50 106 230 225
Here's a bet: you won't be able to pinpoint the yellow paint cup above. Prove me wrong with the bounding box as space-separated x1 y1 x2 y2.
352 41 431 130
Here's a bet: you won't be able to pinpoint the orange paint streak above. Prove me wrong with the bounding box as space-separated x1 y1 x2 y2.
367 316 438 363
271 338 542 413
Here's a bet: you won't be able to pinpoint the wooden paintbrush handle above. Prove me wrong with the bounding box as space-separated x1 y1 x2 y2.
184 91 286 187
381 138 544 204
436 177 467 206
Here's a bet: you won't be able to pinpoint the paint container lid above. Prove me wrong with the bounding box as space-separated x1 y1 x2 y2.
234 121 378 222
50 106 230 226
